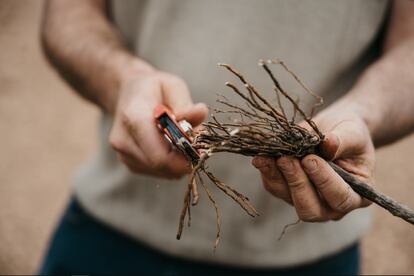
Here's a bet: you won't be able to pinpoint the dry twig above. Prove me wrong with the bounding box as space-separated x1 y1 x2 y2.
176 59 414 247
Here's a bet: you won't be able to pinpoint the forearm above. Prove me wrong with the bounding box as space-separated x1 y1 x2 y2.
333 39 414 147
324 0 414 147
41 0 153 113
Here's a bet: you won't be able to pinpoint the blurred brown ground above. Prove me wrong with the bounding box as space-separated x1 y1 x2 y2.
0 1 413 274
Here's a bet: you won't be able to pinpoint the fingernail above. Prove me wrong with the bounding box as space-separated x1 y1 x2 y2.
276 157 293 171
303 158 318 172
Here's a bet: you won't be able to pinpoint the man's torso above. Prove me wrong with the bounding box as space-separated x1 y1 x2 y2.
74 0 388 267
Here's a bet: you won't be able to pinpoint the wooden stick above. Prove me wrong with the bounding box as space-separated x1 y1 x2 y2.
329 162 414 224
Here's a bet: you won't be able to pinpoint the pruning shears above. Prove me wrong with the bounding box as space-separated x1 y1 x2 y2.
154 105 200 164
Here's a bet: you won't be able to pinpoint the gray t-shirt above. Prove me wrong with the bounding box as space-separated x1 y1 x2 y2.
74 0 388 267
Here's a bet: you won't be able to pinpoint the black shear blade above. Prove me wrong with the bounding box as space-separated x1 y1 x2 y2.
159 115 199 163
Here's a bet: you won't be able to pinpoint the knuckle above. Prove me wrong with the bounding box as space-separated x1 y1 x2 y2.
330 212 345 221
109 134 124 152
109 136 118 150
295 205 327 222
281 166 296 178
120 109 136 127
120 110 149 136
314 173 331 191
287 178 306 192
299 212 324 222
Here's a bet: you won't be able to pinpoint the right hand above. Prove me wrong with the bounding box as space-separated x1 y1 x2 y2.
109 67 208 179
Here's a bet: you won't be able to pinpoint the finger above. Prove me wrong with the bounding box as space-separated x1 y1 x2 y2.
180 102 209 127
133 118 191 175
161 73 194 114
109 115 130 152
320 120 367 160
125 102 191 177
161 74 208 126
252 157 280 179
252 157 292 203
109 117 148 162
277 156 330 221
117 153 147 174
302 155 367 213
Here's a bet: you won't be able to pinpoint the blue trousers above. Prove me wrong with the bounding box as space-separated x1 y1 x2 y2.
40 198 360 275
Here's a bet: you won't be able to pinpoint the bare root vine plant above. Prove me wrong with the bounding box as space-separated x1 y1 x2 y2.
176 59 414 249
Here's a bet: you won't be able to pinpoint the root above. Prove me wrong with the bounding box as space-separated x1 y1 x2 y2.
278 218 301 241
176 59 414 248
197 172 221 249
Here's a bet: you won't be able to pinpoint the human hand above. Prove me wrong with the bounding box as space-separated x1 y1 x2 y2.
109 68 208 178
252 112 375 221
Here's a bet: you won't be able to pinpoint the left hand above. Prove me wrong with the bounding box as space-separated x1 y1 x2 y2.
252 112 375 222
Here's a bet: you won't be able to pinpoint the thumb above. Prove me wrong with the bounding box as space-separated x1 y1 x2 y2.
161 74 193 114
320 120 366 160
179 102 209 127
160 74 208 126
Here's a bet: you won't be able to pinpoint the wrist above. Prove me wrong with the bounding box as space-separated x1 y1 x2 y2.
101 53 155 114
320 93 381 139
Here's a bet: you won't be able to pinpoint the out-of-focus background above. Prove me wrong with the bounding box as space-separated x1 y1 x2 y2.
0 1 413 274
